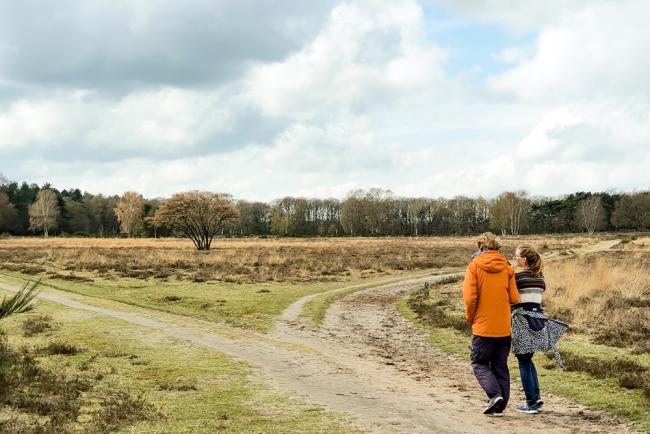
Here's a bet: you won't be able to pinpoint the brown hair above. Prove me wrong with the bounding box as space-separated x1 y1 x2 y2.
516 243 544 277
476 232 501 251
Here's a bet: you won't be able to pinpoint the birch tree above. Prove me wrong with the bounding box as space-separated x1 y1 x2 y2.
575 196 605 235
489 191 531 236
29 189 59 237
114 191 145 237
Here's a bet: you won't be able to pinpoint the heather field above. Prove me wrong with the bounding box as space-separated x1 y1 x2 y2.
0 234 603 283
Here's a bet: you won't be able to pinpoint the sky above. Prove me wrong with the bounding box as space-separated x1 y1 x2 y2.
1 0 649 201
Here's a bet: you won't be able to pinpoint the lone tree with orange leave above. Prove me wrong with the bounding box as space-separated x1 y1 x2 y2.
155 191 239 250
29 189 59 237
114 191 145 237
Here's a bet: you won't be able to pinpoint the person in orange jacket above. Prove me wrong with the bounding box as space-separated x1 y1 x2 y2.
463 232 519 415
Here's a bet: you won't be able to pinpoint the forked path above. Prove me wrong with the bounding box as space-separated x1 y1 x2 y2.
0 267 638 433
272 274 636 433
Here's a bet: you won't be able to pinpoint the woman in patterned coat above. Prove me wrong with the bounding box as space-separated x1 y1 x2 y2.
511 244 567 414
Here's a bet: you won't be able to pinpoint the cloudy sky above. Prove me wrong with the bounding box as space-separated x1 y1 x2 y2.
1 0 649 200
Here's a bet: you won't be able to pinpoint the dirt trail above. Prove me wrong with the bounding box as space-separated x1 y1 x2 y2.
272 274 636 433
543 238 622 261
0 263 639 433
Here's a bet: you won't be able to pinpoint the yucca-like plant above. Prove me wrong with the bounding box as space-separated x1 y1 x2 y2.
0 280 39 320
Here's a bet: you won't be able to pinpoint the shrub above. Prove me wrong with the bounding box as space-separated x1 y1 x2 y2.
86 391 156 433
408 293 470 335
161 295 182 302
40 342 80 356
0 335 90 432
547 350 650 399
157 380 198 391
22 314 56 337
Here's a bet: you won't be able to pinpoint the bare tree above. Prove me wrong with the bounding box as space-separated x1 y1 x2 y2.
0 173 8 186
154 191 239 250
114 191 145 237
341 190 367 236
575 196 605 235
489 191 531 236
29 189 59 237
407 198 429 236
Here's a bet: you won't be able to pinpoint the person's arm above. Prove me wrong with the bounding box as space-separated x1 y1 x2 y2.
508 270 520 305
463 263 478 324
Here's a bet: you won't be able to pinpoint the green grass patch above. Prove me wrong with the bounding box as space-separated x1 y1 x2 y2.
303 269 457 326
0 293 358 433
1 267 449 333
397 289 650 433
395 297 469 357
0 268 370 333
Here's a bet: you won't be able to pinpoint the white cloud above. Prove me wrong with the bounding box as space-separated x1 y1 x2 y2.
245 0 446 120
0 0 336 90
489 0 650 102
3 0 650 200
515 108 582 160
510 100 650 194
0 87 249 159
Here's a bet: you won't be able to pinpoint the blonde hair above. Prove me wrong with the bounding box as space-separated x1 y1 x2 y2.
476 232 501 251
517 243 544 277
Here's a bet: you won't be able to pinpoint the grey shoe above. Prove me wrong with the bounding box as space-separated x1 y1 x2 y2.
515 403 539 414
483 396 504 415
535 398 544 409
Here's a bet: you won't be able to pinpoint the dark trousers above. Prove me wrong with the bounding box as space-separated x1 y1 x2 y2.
470 335 511 406
516 353 540 406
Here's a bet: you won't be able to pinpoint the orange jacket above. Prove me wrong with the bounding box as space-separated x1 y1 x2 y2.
463 250 519 337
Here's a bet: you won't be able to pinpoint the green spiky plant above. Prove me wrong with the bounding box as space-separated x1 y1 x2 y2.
0 280 39 320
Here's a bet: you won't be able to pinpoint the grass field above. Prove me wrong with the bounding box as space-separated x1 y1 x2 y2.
400 239 650 432
0 233 644 431
0 235 604 332
0 290 357 433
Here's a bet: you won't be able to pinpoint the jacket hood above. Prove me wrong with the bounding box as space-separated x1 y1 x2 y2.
473 250 511 273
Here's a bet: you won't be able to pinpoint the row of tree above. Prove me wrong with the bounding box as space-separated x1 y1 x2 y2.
239 189 649 237
1 175 649 245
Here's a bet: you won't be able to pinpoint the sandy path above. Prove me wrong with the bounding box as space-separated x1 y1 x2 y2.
272 275 636 433
0 268 639 433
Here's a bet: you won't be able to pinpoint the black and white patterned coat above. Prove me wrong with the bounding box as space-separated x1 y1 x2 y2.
511 306 568 368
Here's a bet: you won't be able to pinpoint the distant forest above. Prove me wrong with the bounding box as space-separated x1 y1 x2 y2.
0 175 648 238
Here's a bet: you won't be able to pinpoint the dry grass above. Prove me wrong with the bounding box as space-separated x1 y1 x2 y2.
544 250 650 352
404 238 650 354
0 237 473 284
615 235 650 251
0 235 605 284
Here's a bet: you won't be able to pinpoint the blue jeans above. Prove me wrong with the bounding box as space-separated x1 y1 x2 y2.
516 353 540 406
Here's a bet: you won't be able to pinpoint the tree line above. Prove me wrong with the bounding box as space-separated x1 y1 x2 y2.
1 175 649 246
